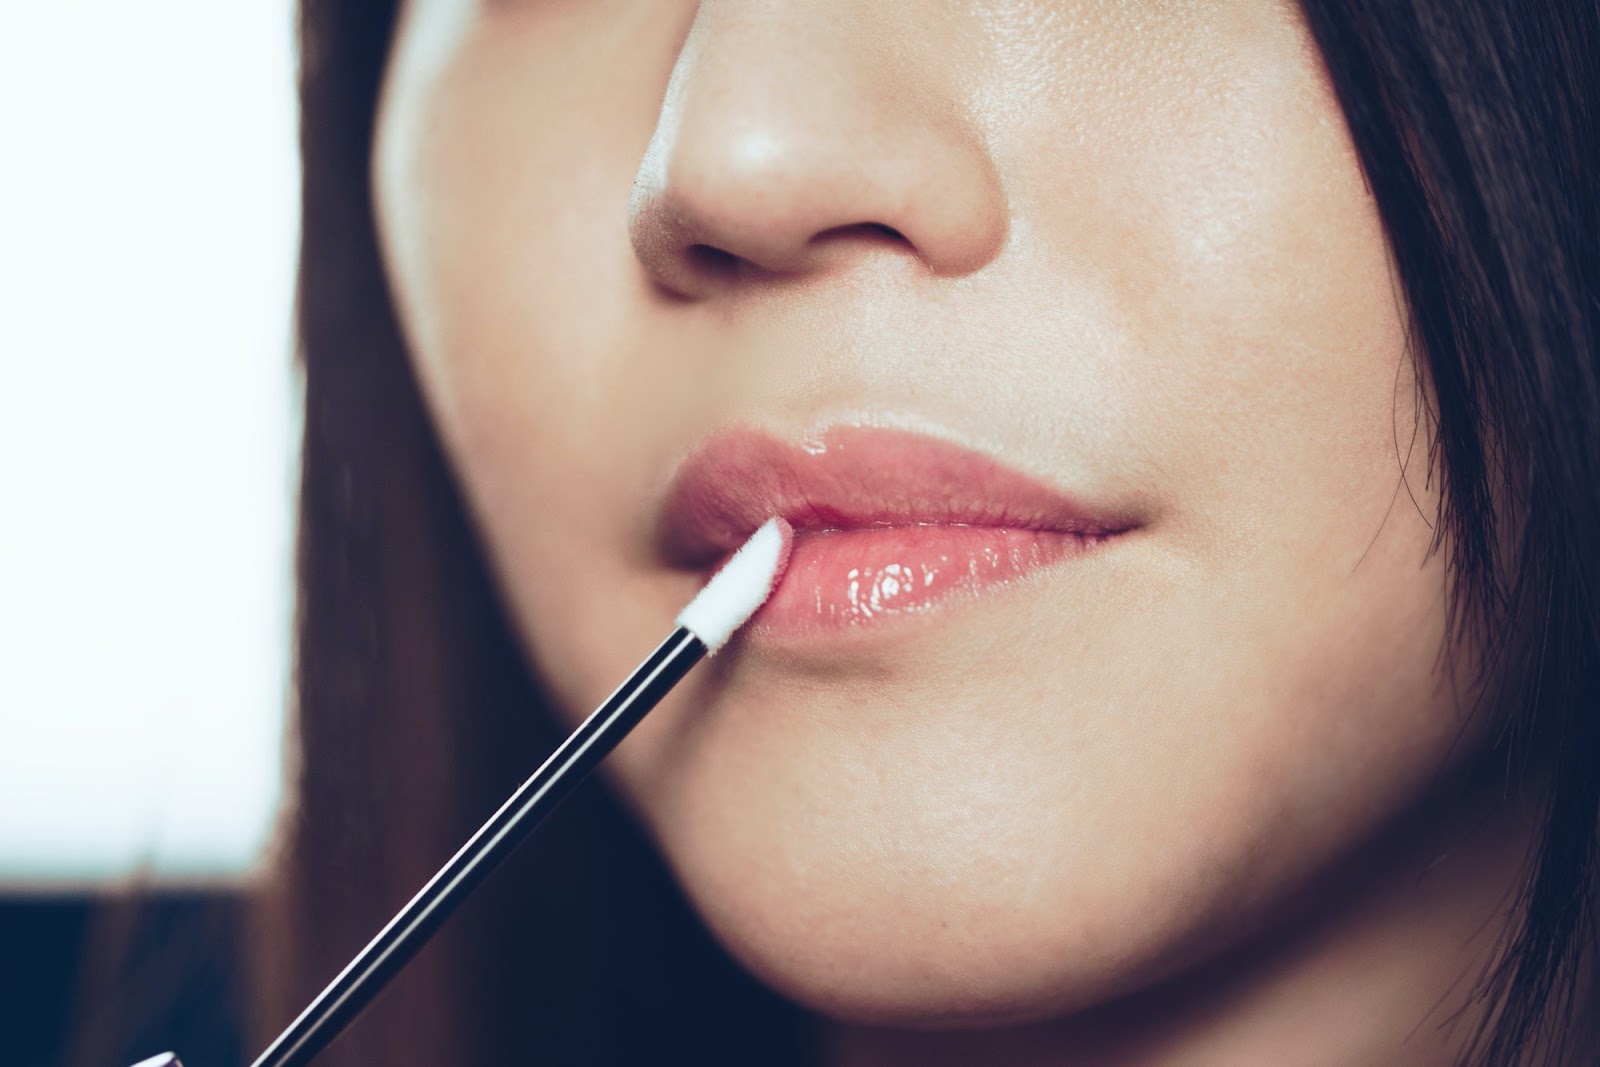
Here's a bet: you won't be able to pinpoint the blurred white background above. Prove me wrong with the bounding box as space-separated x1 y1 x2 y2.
0 1 298 887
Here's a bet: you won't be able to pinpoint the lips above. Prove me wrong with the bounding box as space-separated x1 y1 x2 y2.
656 425 1137 639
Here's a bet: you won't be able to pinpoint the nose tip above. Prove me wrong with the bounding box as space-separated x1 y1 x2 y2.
627 11 1008 297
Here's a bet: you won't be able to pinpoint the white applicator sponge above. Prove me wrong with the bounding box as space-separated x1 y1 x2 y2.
675 517 794 653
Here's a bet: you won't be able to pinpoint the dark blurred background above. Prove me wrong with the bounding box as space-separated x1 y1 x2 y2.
3 894 246 1066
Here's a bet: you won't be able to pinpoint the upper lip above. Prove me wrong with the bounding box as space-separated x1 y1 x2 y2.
655 425 1139 566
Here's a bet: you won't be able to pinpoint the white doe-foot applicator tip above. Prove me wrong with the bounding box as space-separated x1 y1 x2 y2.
676 516 794 653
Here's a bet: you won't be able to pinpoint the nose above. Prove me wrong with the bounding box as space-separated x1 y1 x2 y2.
629 2 1008 298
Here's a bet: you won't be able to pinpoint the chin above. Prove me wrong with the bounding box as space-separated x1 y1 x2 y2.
689 869 1180 1030
654 790 1217 1033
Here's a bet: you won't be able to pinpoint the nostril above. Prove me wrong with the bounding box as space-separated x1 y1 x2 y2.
685 243 742 278
813 221 908 246
677 223 912 286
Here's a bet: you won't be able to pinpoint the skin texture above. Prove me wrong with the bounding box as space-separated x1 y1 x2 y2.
372 2 1539 1062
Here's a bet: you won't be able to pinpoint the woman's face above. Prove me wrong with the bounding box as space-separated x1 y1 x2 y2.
373 0 1509 1043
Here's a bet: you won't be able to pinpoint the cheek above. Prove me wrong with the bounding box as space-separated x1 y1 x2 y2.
1011 3 1413 517
376 6 671 445
373 3 705 660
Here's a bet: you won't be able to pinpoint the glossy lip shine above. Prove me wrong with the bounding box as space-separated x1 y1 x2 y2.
656 426 1137 640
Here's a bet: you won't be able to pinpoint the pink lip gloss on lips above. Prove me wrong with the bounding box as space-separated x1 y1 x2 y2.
657 425 1136 641
754 523 1107 635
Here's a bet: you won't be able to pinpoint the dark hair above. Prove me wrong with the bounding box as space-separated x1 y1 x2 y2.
260 1 1597 1063
1296 2 1598 1062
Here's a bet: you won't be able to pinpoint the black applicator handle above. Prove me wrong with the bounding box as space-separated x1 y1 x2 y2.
250 626 706 1067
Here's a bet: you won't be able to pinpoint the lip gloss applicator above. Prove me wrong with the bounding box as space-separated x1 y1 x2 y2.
238 516 794 1067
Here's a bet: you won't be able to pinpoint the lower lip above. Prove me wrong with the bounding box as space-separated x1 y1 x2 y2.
744 525 1109 639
